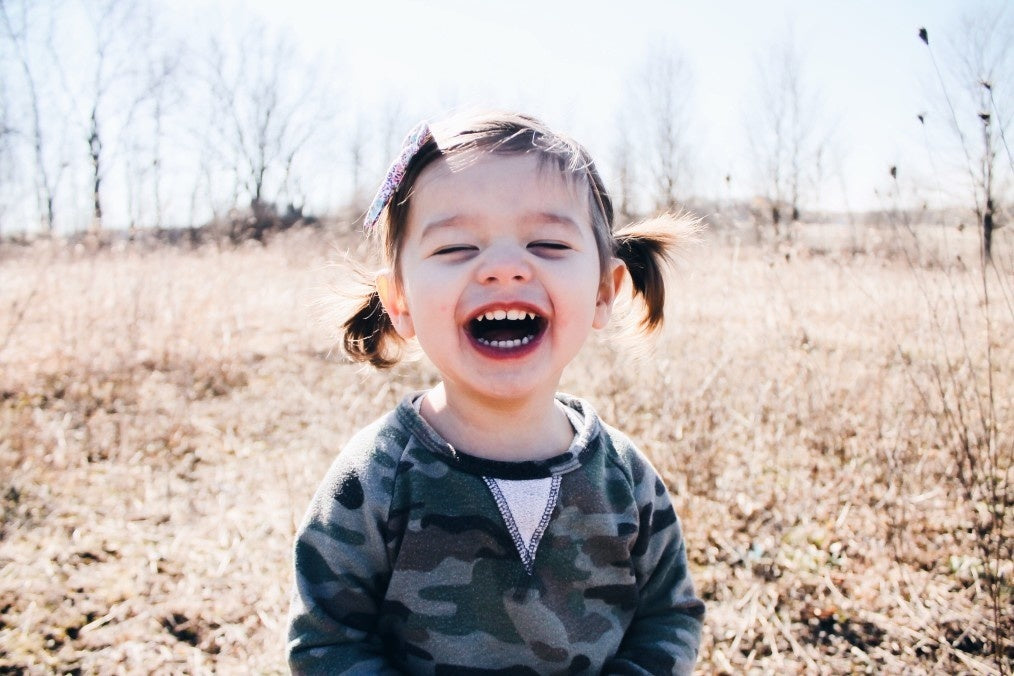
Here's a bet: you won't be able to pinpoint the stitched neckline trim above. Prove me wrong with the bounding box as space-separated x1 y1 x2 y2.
483 475 562 575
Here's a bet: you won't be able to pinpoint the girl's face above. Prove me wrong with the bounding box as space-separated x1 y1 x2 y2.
379 153 624 408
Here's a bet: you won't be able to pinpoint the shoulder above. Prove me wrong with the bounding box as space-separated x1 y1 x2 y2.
310 398 417 516
557 393 670 503
598 417 669 500
588 414 688 577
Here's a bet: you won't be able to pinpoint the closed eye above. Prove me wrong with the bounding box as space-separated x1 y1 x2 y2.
528 241 571 252
433 245 478 256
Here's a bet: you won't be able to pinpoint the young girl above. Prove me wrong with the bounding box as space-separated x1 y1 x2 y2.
288 112 704 674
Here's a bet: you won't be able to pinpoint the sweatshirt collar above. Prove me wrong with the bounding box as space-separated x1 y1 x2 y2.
395 392 602 480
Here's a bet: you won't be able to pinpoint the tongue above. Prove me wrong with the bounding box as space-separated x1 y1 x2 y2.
481 324 526 341
473 318 532 342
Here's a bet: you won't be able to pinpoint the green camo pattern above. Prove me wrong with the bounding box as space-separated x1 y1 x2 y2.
288 394 704 674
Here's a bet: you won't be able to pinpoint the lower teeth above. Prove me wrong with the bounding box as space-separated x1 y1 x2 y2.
478 335 533 348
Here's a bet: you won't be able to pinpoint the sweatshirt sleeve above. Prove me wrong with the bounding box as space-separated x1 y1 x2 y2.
603 459 705 675
286 425 403 675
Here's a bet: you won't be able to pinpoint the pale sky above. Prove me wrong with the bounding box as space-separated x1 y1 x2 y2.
204 0 999 212
5 0 1007 232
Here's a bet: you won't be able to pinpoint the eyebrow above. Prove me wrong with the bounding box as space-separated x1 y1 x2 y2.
418 216 465 240
420 212 582 240
522 211 583 234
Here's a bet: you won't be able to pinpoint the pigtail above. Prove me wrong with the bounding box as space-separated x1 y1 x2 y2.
613 213 700 333
341 289 403 368
315 248 407 370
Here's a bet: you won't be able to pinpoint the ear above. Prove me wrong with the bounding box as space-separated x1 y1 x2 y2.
593 258 626 329
376 270 415 339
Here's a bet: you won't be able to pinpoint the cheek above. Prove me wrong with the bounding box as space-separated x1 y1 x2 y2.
553 281 601 328
429 301 455 321
405 288 457 330
406 262 460 308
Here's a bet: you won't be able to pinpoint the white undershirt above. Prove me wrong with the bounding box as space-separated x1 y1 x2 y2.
412 395 575 564
488 476 555 549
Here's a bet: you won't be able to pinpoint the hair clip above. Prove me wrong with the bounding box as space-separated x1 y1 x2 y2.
364 121 433 229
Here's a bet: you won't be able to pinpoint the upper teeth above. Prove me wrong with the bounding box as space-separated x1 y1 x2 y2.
476 310 537 321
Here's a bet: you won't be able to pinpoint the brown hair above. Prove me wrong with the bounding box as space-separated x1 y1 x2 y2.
342 111 694 368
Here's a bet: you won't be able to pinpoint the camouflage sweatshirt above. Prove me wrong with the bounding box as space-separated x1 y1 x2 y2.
288 393 704 674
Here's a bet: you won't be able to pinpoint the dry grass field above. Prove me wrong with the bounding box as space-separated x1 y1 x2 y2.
1 223 1011 674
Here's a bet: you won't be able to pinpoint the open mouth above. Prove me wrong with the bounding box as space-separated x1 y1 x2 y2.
467 308 546 350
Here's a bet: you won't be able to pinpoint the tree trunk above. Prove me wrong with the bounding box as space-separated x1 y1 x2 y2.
89 106 103 232
982 200 993 263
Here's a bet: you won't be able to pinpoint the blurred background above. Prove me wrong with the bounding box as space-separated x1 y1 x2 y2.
1 1 1011 673
0 0 1010 239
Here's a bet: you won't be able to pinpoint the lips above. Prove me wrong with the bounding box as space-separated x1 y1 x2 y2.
466 305 546 351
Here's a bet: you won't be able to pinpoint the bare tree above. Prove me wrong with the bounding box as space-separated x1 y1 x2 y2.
2 0 150 236
624 44 695 212
77 0 145 233
345 109 373 210
611 109 638 222
923 6 1013 262
122 4 184 231
1 0 58 234
747 30 830 242
201 22 323 240
375 98 414 179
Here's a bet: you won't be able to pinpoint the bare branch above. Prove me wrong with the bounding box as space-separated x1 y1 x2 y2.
621 43 695 214
746 28 831 243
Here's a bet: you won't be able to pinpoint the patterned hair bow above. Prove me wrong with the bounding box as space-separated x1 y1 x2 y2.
364 121 433 229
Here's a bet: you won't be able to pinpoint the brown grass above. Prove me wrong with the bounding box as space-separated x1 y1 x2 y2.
1 225 1011 673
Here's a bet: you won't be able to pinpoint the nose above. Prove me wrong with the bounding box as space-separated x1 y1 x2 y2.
475 240 533 285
